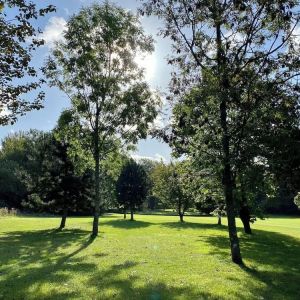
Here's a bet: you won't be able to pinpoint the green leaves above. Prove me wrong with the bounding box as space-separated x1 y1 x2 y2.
0 1 56 125
45 2 161 157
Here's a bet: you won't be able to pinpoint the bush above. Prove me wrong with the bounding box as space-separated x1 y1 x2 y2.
294 193 300 209
0 207 18 216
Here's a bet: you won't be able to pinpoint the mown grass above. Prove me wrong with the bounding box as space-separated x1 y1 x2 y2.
0 214 299 299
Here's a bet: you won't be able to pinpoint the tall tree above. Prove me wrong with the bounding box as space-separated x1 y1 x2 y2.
141 0 300 264
44 2 161 236
116 159 149 221
0 0 55 125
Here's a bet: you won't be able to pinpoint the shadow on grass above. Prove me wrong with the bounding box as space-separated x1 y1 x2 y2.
0 220 300 299
161 220 226 231
88 260 220 300
102 219 153 229
199 228 300 299
0 228 96 299
0 227 217 299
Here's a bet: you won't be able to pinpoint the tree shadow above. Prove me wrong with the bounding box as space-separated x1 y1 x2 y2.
88 260 220 300
161 220 226 231
199 229 300 299
102 219 153 229
0 228 96 299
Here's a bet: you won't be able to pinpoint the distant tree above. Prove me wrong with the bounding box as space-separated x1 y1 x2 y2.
0 0 55 125
152 162 193 222
116 160 149 221
294 193 300 209
44 2 160 236
36 136 92 230
0 130 50 209
138 158 160 209
0 159 26 208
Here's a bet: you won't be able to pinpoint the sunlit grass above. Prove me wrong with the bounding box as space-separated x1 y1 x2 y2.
0 214 299 299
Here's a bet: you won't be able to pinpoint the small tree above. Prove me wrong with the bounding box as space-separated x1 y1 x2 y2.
37 136 92 230
294 193 300 209
116 160 148 221
152 162 193 222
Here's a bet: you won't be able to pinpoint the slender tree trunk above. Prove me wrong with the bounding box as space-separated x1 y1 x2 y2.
179 213 184 222
240 205 252 234
217 214 222 225
130 207 134 221
59 207 68 230
123 207 127 219
92 116 101 237
216 18 243 265
220 101 243 264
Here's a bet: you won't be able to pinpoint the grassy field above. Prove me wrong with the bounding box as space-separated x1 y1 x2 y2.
0 214 299 300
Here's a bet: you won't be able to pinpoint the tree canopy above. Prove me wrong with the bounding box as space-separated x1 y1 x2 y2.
0 0 55 125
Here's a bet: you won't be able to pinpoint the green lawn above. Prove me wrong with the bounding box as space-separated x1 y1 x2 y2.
0 214 299 300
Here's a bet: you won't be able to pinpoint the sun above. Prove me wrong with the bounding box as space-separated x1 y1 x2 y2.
135 52 156 82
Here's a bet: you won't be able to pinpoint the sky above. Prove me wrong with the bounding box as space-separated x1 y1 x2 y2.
0 0 174 162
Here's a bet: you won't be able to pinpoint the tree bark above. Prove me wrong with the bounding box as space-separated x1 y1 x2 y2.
92 114 101 237
59 207 68 230
179 212 184 222
217 214 222 225
216 18 243 265
123 208 127 219
130 207 134 221
240 205 252 234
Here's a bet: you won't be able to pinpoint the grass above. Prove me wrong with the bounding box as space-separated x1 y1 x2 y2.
0 214 299 299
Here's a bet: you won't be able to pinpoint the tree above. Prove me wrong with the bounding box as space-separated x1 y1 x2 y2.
152 161 193 222
0 0 55 125
44 2 160 237
141 0 300 264
116 160 149 221
294 193 300 209
138 158 160 209
36 136 92 230
0 159 26 208
0 130 50 209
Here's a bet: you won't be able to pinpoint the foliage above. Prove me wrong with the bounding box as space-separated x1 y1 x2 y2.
116 159 149 220
0 130 50 209
0 0 55 125
140 0 300 264
0 207 18 216
294 192 300 209
44 1 161 235
151 161 194 221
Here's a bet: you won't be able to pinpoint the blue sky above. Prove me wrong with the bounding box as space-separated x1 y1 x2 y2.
0 0 173 161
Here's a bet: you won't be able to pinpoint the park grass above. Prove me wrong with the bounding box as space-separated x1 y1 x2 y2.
0 214 299 299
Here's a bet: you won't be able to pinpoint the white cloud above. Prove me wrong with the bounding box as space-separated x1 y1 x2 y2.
39 17 67 48
131 153 167 163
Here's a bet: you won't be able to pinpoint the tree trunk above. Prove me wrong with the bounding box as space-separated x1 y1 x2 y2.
123 208 127 219
220 102 243 264
216 19 243 265
130 207 134 221
240 205 252 234
92 118 101 237
59 207 68 230
217 214 222 225
179 213 184 222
